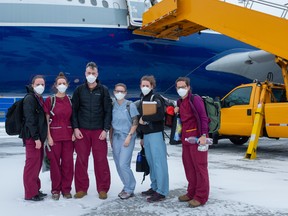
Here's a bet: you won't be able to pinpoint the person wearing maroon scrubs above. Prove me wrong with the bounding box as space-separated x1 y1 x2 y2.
21 75 47 201
44 72 75 200
175 77 210 208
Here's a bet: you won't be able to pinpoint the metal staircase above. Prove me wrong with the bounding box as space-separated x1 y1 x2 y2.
134 0 288 61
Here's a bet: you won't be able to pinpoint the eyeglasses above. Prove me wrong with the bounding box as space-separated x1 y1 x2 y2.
114 90 126 93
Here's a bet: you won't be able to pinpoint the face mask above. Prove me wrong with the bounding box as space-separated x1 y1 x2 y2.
34 85 45 95
86 74 97 84
56 84 67 93
177 88 188 97
114 92 125 100
141 86 151 96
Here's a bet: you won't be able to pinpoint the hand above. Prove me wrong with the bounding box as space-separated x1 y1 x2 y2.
35 139 42 149
48 136 54 146
99 130 107 140
124 135 131 147
174 106 179 114
74 128 83 139
72 134 76 142
139 117 146 125
140 139 144 146
198 136 206 145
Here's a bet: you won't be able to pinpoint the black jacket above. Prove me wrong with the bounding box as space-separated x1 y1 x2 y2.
20 85 47 143
138 90 165 135
72 81 112 130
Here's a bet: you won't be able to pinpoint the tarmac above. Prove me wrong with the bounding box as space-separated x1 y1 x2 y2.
1 124 288 216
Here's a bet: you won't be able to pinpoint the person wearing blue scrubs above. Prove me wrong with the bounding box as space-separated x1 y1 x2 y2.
138 75 169 202
110 83 139 199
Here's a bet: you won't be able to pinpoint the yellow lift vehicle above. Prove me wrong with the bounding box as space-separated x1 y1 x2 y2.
134 0 288 159
216 69 288 159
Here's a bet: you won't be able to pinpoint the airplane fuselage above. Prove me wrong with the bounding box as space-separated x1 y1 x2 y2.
0 0 263 98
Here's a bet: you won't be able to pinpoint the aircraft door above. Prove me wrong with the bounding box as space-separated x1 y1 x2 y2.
125 0 151 27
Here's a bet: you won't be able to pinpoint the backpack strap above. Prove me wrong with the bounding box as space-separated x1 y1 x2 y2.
190 94 205 136
67 94 72 106
126 101 132 118
50 95 56 116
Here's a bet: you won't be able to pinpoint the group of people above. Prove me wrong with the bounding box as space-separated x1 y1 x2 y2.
20 61 210 208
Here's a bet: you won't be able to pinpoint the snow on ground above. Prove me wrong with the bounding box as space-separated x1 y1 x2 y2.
0 124 288 216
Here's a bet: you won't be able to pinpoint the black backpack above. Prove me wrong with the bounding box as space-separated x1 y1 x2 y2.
5 94 32 135
136 146 150 184
150 94 176 127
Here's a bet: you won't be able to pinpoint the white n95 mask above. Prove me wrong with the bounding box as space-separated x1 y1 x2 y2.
34 85 45 95
114 92 125 100
141 87 151 96
86 74 97 84
57 84 67 93
177 88 188 97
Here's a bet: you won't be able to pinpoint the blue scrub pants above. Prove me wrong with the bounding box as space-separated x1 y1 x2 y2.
144 132 169 196
112 133 136 194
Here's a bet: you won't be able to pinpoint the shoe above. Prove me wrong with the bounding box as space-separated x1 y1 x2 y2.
38 191 47 198
52 193 60 200
178 194 191 202
74 191 87 199
98 191 107 200
63 193 72 199
141 188 156 196
188 199 202 208
147 192 165 202
118 189 125 198
119 192 134 200
25 195 44 202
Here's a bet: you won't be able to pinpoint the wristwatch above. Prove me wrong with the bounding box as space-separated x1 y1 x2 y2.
104 129 109 133
128 132 133 136
201 134 207 137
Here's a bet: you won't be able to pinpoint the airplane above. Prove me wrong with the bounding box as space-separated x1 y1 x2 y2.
0 0 284 101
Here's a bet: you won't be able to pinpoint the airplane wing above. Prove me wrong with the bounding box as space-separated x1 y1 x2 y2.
206 50 282 83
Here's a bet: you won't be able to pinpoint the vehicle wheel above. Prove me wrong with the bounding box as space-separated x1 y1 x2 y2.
212 132 219 144
229 136 249 145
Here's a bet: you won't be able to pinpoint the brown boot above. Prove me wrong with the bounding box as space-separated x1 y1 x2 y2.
74 191 87 199
52 193 60 201
63 193 72 199
178 194 191 202
99 191 107 200
188 199 202 208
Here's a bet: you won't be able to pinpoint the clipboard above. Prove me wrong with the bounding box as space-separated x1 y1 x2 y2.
142 101 157 115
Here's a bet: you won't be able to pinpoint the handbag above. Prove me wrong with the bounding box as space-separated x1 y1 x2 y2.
169 114 182 145
136 146 150 183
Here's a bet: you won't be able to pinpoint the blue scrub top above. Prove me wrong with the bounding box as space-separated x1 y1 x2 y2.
112 99 139 134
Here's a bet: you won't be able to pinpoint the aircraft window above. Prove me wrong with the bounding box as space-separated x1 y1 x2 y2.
222 86 252 108
79 0 85 4
90 0 97 6
102 0 109 8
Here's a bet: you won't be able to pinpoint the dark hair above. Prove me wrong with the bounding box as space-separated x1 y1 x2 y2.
55 72 68 84
31 75 45 84
175 77 190 87
115 83 127 91
140 75 156 88
86 62 98 70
